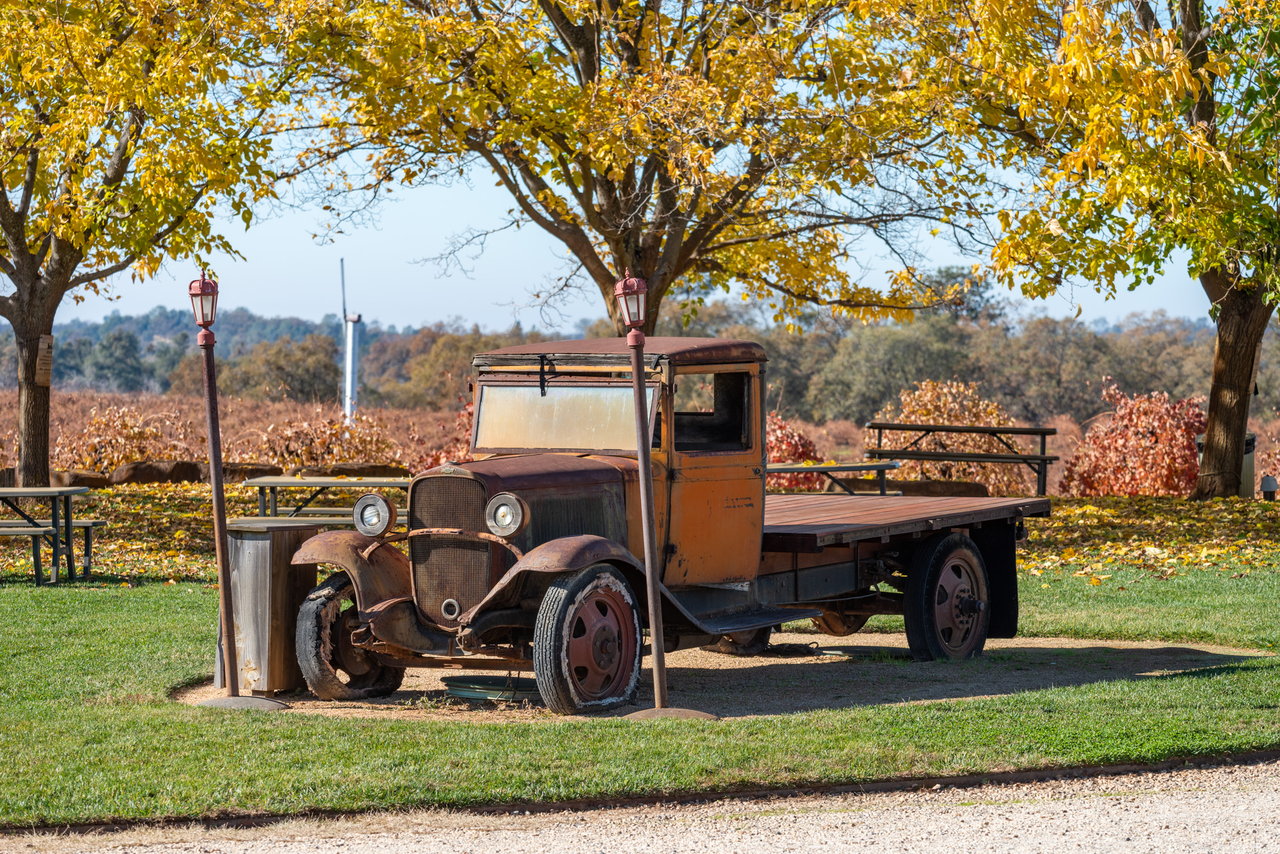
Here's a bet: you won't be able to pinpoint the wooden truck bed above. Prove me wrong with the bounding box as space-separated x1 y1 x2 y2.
762 494 1051 553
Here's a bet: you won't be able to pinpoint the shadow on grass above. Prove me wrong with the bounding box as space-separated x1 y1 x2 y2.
611 642 1267 717
205 636 1269 722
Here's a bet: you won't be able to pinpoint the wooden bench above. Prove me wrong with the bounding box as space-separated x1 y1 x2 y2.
0 525 56 584
0 519 107 581
864 422 1059 496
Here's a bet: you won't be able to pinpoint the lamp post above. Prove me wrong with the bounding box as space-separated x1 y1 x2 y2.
614 270 669 709
188 275 287 711
188 274 240 699
615 274 714 721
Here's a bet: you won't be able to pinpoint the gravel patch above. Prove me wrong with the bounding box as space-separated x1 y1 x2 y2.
10 758 1280 854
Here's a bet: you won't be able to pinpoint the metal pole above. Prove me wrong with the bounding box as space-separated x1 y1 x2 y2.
199 327 238 697
629 329 667 709
340 259 359 423
343 314 360 422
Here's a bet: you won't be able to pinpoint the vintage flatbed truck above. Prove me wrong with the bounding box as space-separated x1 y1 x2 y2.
292 337 1050 714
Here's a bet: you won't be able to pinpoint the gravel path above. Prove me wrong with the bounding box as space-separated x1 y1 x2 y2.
11 758 1280 854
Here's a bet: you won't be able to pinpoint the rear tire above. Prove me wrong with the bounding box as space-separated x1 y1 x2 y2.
903 534 990 661
702 626 772 656
297 572 405 700
812 612 870 637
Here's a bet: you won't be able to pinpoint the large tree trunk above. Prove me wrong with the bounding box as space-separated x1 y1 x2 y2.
1193 270 1274 499
13 327 54 487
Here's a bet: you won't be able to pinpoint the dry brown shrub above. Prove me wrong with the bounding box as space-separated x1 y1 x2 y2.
0 391 476 476
401 401 475 472
1060 384 1206 497
237 411 401 471
52 405 202 472
871 380 1033 496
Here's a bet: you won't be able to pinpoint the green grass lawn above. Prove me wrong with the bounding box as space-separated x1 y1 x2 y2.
1 495 1278 827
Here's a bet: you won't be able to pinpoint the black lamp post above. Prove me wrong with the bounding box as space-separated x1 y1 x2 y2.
188 273 240 698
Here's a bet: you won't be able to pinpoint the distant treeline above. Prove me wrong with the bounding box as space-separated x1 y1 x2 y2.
2 274 1274 425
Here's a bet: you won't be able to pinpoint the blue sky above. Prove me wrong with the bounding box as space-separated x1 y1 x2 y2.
54 179 1211 333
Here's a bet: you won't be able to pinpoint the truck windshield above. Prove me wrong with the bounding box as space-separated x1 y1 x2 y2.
474 383 657 452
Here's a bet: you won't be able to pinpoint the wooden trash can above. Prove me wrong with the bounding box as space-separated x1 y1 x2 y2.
214 519 321 695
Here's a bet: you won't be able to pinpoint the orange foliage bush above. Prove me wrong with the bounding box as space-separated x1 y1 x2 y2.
872 380 1032 495
765 411 826 491
1060 383 1207 497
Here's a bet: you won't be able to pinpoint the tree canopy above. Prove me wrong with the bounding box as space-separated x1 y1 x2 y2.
0 0 308 483
300 0 984 331
903 0 1280 497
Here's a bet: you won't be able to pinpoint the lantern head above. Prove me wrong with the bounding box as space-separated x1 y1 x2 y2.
613 269 648 330
188 273 219 328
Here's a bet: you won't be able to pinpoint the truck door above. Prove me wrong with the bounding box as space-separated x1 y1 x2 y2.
663 365 764 585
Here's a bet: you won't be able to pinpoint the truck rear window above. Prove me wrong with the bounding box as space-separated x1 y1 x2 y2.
474 383 658 452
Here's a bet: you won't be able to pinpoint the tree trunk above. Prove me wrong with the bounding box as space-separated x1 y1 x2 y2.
14 329 53 487
1192 274 1273 499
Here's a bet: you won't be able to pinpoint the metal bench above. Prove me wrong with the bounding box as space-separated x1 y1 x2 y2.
0 525 56 584
864 421 1060 496
0 519 107 580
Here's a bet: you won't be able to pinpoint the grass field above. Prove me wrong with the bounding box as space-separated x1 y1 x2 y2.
1 494 1278 827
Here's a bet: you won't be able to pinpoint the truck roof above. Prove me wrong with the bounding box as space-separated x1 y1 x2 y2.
473 337 767 368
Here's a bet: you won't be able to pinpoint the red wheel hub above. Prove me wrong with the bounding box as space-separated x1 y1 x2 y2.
933 558 983 653
565 586 636 701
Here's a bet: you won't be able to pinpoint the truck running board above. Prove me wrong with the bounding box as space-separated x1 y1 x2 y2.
670 603 821 636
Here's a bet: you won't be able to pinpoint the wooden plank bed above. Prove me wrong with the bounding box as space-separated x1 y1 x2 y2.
762 494 1051 553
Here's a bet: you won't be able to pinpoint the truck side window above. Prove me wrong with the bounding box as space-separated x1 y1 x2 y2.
673 372 750 452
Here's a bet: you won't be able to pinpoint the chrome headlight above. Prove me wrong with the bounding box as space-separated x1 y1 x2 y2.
353 493 397 537
484 492 528 537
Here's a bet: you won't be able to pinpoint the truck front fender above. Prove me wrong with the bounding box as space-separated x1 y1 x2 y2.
460 534 645 624
291 530 413 615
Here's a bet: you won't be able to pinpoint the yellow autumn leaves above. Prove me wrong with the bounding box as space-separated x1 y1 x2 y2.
1023 496 1280 587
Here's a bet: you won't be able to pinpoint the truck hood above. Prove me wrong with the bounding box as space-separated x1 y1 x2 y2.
425 453 637 494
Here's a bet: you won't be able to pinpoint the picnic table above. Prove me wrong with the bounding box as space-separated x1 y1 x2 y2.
864 421 1059 496
0 485 97 584
243 475 411 521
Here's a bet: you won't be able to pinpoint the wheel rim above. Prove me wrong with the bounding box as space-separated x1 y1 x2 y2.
565 585 637 701
932 553 985 655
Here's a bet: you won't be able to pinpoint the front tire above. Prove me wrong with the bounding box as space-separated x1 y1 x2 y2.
533 565 642 715
903 534 990 661
296 572 405 700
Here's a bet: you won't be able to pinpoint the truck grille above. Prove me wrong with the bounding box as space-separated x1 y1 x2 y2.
408 476 490 627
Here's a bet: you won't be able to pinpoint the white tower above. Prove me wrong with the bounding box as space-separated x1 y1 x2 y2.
341 258 361 423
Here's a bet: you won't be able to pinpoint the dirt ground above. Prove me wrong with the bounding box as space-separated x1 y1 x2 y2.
176 632 1267 721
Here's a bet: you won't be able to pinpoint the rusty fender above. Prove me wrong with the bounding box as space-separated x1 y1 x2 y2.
291 530 412 614
460 534 645 626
